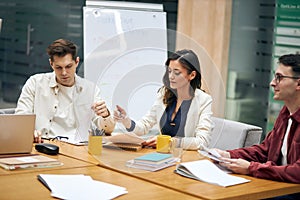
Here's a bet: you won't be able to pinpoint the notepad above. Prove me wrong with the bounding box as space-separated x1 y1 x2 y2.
102 132 145 151
104 133 145 144
0 154 62 170
103 142 142 151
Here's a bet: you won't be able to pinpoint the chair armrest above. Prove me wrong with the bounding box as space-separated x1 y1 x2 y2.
244 129 262 147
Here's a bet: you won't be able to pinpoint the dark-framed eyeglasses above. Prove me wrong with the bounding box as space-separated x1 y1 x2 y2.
41 136 69 141
274 74 300 83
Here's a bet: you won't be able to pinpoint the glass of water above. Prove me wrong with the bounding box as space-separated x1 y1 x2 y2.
171 136 184 162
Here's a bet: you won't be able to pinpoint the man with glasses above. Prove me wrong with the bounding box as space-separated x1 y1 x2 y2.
215 54 300 199
15 39 115 143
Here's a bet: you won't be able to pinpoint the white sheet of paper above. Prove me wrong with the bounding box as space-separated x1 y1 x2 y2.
39 174 127 200
56 135 88 146
177 160 250 187
198 150 223 162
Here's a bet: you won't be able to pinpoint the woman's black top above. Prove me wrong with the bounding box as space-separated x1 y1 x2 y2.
159 99 192 137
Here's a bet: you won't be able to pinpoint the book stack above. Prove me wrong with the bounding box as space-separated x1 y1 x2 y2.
0 154 62 170
126 152 177 171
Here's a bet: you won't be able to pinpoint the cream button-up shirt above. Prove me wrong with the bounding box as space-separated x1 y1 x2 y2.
15 72 115 141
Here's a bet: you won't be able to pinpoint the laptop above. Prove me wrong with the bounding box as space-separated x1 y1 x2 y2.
0 114 36 154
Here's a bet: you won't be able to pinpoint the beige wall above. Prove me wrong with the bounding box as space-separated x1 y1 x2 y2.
176 0 232 117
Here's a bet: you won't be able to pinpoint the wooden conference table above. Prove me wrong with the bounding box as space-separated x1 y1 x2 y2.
51 141 300 200
0 147 199 200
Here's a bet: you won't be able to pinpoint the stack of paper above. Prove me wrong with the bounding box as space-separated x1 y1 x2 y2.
104 132 145 144
103 133 146 151
175 160 250 187
38 174 128 200
0 154 62 170
126 152 177 171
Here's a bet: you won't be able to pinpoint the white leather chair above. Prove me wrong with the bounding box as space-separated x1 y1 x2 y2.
209 117 263 150
0 108 16 114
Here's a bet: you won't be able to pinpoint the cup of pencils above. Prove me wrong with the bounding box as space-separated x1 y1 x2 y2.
88 127 104 155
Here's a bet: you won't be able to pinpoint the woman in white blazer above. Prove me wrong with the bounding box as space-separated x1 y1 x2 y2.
114 49 213 150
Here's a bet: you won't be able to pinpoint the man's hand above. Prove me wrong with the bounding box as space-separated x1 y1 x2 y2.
92 100 110 118
219 158 250 174
33 130 43 143
214 148 231 158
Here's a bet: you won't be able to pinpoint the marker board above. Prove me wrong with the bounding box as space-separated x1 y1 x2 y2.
83 2 167 121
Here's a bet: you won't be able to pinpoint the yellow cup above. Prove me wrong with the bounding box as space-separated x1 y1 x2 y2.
88 135 102 155
156 135 171 153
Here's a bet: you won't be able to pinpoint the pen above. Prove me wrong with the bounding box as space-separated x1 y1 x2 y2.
119 111 125 120
95 128 105 136
90 122 105 136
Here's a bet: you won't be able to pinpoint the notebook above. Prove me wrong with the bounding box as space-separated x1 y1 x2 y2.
103 142 142 152
0 154 62 170
0 114 36 154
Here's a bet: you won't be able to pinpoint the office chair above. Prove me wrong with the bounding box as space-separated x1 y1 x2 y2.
209 117 263 150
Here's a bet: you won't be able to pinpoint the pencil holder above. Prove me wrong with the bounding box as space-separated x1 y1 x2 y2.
88 135 102 155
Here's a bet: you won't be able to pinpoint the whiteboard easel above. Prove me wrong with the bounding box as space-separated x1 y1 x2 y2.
83 1 167 121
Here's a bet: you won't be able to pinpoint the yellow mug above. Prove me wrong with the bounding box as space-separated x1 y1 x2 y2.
156 135 171 153
88 135 102 155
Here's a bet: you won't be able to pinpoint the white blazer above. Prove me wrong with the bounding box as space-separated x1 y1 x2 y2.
132 88 213 150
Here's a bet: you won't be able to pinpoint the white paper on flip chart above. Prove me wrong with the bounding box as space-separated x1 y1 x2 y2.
176 160 250 187
38 174 127 200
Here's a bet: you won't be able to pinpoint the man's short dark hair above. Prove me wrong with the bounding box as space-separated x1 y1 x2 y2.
278 54 300 75
47 39 78 62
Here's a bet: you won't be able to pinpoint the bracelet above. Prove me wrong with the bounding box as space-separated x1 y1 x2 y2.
102 110 110 118
126 120 136 132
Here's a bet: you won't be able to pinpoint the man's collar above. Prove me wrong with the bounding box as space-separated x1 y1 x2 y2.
49 72 58 88
49 72 83 93
284 106 300 123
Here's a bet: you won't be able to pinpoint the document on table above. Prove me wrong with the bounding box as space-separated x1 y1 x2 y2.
198 150 224 163
175 160 250 187
61 138 88 146
103 132 145 144
38 174 127 200
53 135 88 146
0 154 62 170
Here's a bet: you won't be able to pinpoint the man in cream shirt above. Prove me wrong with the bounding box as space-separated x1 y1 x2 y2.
16 39 115 142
